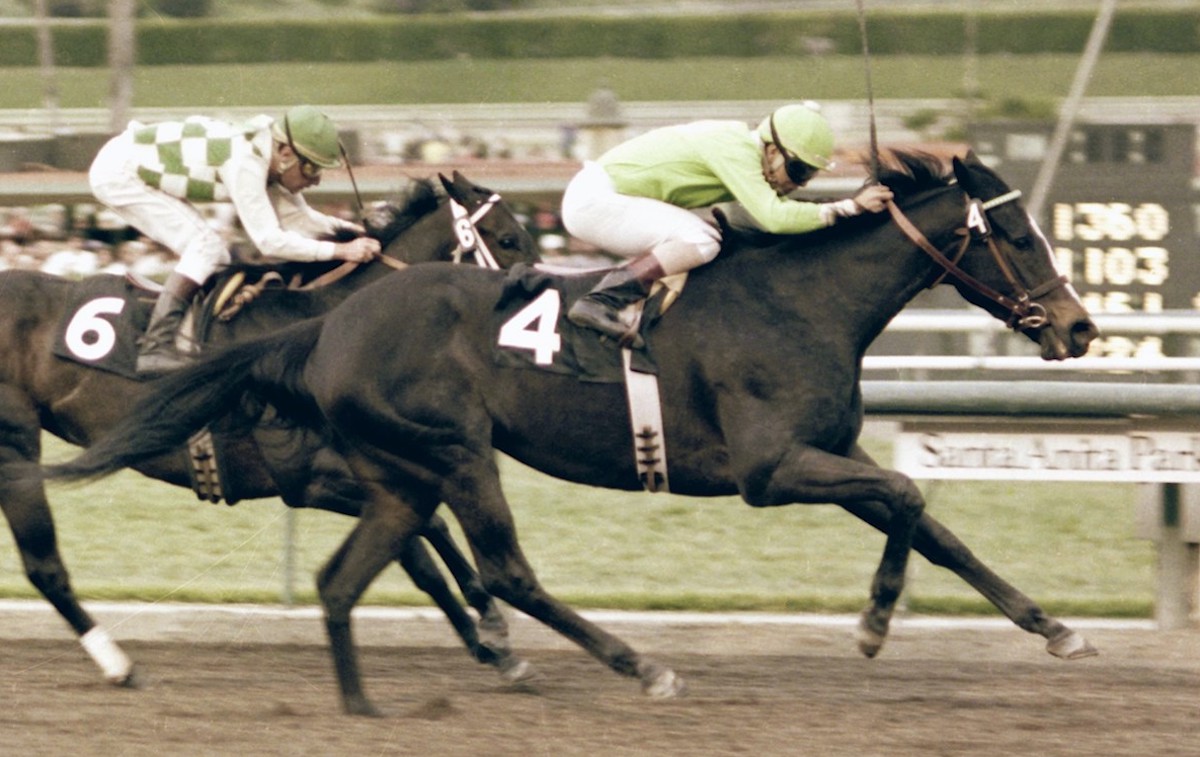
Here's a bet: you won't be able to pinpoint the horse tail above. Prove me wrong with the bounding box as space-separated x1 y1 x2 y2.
43 318 324 484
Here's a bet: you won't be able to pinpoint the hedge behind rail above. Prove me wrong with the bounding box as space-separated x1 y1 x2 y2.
3 8 1198 68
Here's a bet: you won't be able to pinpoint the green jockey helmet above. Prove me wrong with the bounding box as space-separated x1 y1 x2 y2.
757 102 835 172
274 105 342 169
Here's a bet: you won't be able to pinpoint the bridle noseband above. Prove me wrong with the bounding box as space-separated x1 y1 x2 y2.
886 189 1068 331
449 193 503 270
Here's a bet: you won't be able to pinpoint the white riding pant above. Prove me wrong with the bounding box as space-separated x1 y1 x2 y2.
89 130 230 285
561 161 721 276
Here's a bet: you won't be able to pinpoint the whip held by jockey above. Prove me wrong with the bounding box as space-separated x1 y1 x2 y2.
88 105 382 375
561 101 894 347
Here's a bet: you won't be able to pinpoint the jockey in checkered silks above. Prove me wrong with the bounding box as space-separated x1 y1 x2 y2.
88 105 382 375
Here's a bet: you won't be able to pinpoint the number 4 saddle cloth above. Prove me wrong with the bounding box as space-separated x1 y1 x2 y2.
491 263 668 383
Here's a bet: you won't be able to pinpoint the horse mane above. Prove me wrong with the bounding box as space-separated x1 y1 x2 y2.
876 149 954 202
363 177 441 247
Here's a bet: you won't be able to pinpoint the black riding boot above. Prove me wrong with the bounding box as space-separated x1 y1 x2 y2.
567 252 666 347
137 272 201 376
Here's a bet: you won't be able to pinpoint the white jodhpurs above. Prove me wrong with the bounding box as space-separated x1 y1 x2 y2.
561 161 721 276
89 130 231 285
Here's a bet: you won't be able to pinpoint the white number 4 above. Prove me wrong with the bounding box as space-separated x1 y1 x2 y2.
498 289 562 365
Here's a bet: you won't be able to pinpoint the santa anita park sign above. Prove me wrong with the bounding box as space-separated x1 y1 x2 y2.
894 419 1200 483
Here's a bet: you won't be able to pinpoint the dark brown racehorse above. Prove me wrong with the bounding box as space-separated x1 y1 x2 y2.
46 151 1100 716
2 172 539 686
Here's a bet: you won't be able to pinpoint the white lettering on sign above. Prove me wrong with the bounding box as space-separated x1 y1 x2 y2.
895 429 1200 482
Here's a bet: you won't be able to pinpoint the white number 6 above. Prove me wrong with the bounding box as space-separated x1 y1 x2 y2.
64 296 126 361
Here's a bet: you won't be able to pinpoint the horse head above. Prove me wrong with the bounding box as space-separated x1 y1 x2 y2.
361 173 540 270
887 150 1098 360
438 170 540 269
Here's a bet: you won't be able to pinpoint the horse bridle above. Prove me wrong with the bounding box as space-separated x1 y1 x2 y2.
886 189 1069 331
449 193 502 270
297 191 504 292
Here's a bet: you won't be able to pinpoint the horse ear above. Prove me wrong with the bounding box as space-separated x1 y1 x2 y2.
438 173 460 202
952 152 976 192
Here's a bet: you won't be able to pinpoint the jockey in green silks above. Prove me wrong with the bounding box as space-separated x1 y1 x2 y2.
562 101 894 346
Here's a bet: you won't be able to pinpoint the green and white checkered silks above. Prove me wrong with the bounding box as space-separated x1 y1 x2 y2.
133 116 261 203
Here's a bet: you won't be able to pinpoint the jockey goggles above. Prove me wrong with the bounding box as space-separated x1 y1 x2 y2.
284 115 323 180
769 114 820 186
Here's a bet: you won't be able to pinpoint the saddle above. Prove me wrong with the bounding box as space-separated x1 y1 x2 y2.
53 264 358 504
494 264 688 493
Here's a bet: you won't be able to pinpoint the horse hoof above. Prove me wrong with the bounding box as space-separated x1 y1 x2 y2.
498 657 536 684
1047 630 1099 660
640 663 686 699
343 696 385 718
856 615 887 659
112 666 142 689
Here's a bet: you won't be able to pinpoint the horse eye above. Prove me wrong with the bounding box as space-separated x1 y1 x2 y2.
1012 235 1033 250
498 235 519 250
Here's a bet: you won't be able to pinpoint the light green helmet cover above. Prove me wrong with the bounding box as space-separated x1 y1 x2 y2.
756 102 835 170
274 105 342 168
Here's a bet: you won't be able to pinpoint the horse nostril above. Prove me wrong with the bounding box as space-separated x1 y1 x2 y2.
1071 320 1100 355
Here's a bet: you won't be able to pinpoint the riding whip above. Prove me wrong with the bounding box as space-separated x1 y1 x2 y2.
339 142 367 226
854 0 881 184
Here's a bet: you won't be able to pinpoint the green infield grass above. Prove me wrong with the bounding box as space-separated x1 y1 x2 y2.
0 53 1195 109
0 433 1154 617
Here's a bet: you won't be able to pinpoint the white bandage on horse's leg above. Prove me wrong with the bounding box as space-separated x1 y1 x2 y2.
80 626 134 683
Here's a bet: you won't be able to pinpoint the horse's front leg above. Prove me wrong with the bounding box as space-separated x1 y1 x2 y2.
741 443 925 658
840 444 1098 660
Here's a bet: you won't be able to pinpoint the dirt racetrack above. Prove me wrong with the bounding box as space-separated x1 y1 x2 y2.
0 603 1196 757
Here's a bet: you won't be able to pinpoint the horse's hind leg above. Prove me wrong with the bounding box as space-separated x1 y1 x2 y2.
287 443 530 679
315 483 442 717
420 513 528 677
399 525 533 681
0 392 134 685
443 462 684 698
843 444 1097 659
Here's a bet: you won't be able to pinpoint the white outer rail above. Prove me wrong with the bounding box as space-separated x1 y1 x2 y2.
884 310 1200 335
3 95 1198 136
864 355 1200 372
867 310 1200 373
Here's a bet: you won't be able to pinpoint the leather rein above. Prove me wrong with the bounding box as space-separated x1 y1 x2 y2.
300 192 503 291
886 189 1068 331
215 194 505 320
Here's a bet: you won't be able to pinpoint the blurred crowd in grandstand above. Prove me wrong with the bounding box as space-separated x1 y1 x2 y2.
0 197 590 280
0 203 176 279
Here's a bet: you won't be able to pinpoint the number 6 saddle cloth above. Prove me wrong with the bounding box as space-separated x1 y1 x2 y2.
52 274 153 380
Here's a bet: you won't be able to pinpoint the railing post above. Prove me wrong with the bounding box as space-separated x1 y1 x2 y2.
281 508 297 606
1135 483 1200 629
